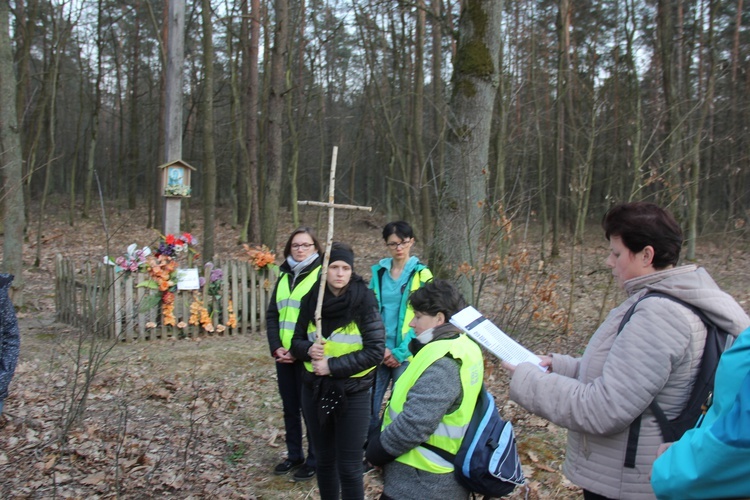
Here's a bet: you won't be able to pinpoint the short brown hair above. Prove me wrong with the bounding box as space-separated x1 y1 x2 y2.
409 279 466 321
602 202 683 269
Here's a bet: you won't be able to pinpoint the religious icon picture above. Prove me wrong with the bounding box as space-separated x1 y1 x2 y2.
168 167 184 187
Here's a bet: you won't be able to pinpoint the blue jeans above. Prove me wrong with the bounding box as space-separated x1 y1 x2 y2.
276 361 316 467
302 384 370 500
368 362 409 439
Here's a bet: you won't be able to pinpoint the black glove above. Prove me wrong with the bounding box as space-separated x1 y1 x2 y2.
365 433 397 466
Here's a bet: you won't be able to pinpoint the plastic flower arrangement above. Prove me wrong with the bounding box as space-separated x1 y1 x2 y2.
164 184 192 197
156 233 197 262
243 244 277 271
200 262 223 299
104 243 151 273
188 262 237 333
138 233 197 327
189 295 213 332
226 300 237 328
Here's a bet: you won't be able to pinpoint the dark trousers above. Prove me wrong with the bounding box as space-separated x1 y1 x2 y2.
276 361 316 467
368 362 409 439
302 383 370 500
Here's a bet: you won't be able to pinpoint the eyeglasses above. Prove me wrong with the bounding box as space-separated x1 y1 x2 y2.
386 239 412 250
291 243 314 250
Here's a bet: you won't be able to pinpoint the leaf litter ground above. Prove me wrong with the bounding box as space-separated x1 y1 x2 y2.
2 203 748 499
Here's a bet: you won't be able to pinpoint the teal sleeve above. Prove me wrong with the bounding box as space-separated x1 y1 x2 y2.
651 371 750 500
391 328 416 363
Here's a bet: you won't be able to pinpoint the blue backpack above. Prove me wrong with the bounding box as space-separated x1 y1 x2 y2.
424 386 525 497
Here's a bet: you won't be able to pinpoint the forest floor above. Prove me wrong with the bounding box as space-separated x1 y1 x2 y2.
1 200 749 499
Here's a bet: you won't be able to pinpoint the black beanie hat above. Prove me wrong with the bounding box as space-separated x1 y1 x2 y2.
328 242 354 268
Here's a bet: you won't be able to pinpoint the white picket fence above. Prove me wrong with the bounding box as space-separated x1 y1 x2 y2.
55 254 276 341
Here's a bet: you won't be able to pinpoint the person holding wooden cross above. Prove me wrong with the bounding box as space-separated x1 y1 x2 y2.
266 227 323 481
291 242 385 500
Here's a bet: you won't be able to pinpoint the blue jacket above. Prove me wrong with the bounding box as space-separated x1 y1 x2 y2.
651 326 750 499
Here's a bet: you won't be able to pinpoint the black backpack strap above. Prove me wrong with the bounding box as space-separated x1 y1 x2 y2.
377 267 387 312
618 291 712 467
618 299 642 468
420 441 455 462
624 415 642 468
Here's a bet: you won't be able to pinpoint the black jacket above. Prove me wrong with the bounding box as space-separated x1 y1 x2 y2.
290 276 385 394
0 274 19 401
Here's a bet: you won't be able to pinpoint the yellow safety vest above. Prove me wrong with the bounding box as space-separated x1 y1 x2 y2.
382 333 483 473
400 268 433 339
304 321 376 378
275 265 321 350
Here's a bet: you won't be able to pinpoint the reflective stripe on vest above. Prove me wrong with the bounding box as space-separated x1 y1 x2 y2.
382 334 483 474
304 321 376 378
275 266 321 350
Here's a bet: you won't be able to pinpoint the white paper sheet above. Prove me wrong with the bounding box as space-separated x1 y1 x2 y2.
176 268 200 290
450 306 547 372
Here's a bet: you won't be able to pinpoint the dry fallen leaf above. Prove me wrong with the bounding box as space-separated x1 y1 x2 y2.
80 471 107 485
521 464 535 478
536 463 557 473
266 428 279 447
149 388 173 401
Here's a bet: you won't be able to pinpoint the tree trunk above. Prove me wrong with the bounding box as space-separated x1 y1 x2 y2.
242 0 261 243
227 9 240 229
686 0 716 260
625 0 644 200
430 0 503 304
552 0 571 258
413 0 432 245
727 0 743 220
262 0 288 248
163 0 185 235
127 1 140 210
83 0 104 219
430 0 445 198
35 11 69 267
14 0 38 231
0 0 26 304
201 0 216 261
657 0 684 209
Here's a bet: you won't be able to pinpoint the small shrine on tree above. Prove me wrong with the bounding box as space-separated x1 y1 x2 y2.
158 159 195 235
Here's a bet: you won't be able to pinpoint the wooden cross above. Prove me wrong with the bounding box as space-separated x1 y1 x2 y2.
297 146 372 341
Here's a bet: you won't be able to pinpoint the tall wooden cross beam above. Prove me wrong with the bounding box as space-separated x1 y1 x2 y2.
297 146 372 341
